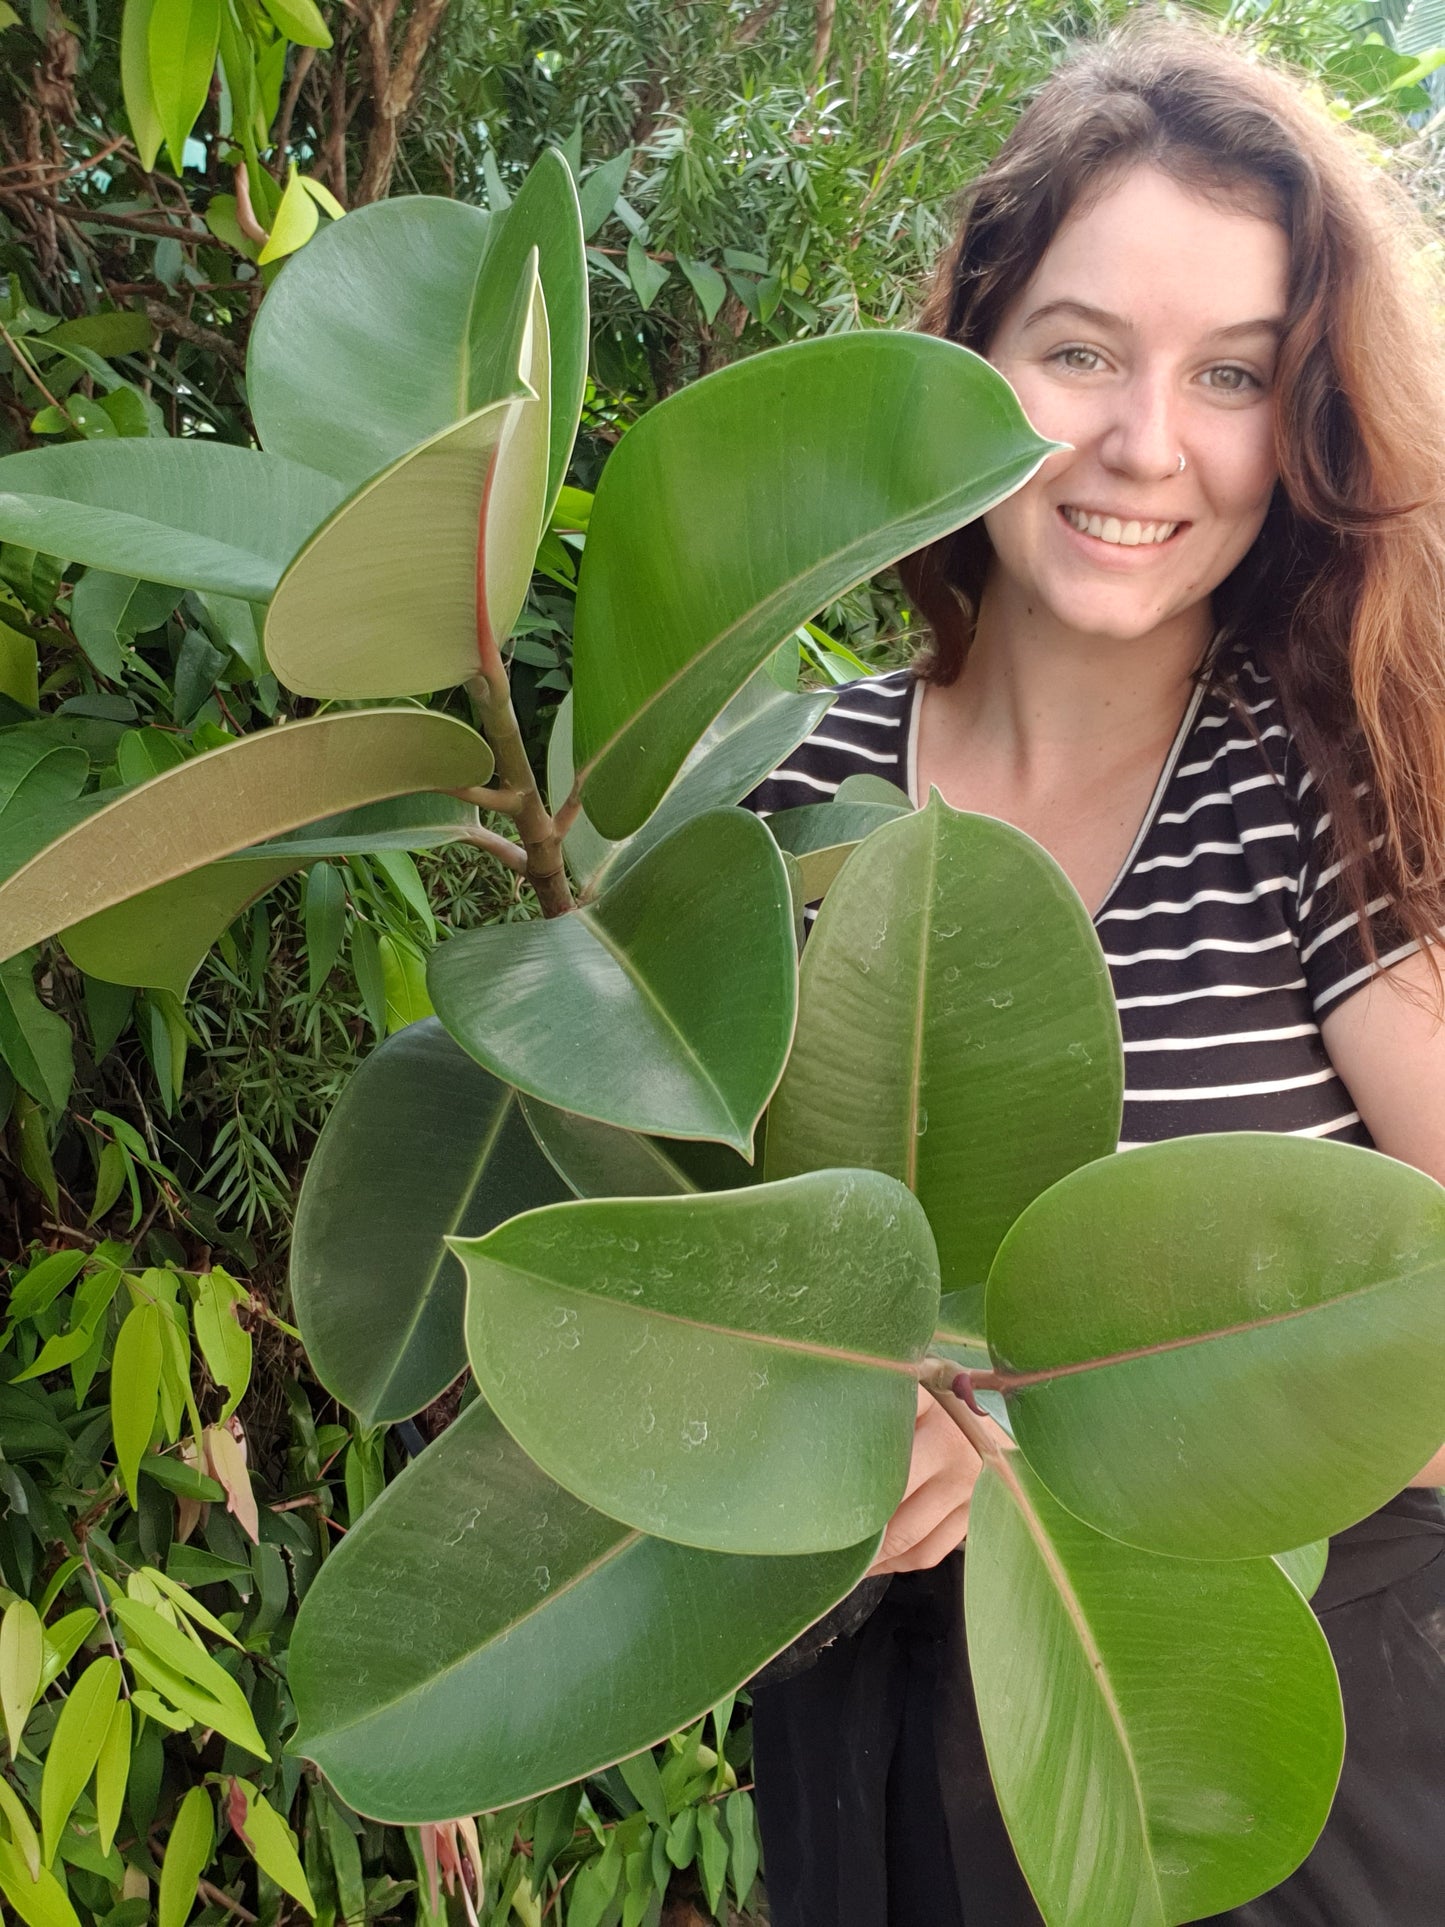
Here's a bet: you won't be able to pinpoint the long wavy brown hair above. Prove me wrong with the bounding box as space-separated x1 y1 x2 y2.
897 17 1445 978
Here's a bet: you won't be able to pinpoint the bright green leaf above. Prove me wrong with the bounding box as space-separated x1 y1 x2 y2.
157 1785 213 1927
94 1697 131 1856
257 166 321 266
147 0 220 173
40 1654 121 1866
120 0 164 170
110 1302 164 1506
0 1598 43 1759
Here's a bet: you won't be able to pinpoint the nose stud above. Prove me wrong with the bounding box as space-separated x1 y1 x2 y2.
1176 452 1187 474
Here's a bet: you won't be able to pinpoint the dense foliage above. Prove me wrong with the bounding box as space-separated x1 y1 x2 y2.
1 0 1443 1921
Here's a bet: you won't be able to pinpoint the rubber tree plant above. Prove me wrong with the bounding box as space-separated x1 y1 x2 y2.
3 151 1445 1927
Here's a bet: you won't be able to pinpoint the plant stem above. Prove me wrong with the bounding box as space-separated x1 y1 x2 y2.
461 825 529 876
468 673 573 918
918 1356 1010 1463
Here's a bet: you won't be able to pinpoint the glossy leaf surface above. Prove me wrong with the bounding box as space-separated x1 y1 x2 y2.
0 442 343 602
265 266 549 699
428 809 796 1153
571 334 1056 838
0 711 492 969
967 1454 1342 1926
548 670 834 893
248 197 495 485
766 794 1122 1340
292 1018 569 1427
988 1134 1445 1558
290 1400 877 1820
455 1170 938 1553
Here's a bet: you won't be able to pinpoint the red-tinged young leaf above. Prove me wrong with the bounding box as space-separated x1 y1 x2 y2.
204 1421 259 1543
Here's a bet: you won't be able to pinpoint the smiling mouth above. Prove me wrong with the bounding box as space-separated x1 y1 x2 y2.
1060 505 1182 547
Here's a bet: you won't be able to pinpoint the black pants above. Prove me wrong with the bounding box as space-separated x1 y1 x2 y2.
752 1491 1445 1927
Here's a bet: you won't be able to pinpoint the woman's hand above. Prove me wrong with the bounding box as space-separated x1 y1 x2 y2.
867 1386 1008 1576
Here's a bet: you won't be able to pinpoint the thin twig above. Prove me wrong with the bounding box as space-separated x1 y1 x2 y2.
75 1536 131 1696
197 1878 258 1923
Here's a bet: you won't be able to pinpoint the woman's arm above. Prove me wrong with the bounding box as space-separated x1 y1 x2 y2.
1321 945 1445 1486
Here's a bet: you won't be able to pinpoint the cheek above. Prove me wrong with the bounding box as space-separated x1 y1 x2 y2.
1205 419 1279 526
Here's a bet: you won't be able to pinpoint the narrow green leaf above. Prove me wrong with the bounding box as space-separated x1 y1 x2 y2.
0 952 74 1113
94 1697 131 1855
303 862 346 998
678 258 727 324
0 1834 82 1927
232 1781 316 1914
40 1654 121 1866
0 1774 41 1881
147 0 221 173
110 1302 164 1506
120 0 164 170
0 1598 43 1758
256 0 331 47
616 1751 669 1830
157 1785 213 1927
377 933 433 1033
192 1269 252 1419
724 1791 758 1909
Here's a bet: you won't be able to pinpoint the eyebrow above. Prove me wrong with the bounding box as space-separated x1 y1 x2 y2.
1019 298 1286 342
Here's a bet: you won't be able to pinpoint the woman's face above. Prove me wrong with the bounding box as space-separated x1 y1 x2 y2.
980 164 1288 647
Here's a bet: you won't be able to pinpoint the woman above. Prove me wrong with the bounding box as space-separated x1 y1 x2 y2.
746 20 1445 1926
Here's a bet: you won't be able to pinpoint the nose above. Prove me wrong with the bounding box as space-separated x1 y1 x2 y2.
1098 369 1182 482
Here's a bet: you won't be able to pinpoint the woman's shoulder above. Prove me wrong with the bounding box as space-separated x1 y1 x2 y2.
742 666 915 816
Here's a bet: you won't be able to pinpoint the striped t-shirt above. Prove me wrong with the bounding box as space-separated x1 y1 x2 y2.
747 653 1416 1153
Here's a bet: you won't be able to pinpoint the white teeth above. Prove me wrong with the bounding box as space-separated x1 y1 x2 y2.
1061 506 1178 546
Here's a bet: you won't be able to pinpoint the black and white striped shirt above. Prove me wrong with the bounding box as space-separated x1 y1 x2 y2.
747 655 1414 1153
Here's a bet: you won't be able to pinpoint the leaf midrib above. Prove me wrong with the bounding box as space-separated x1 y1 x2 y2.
991 1260 1443 1392
576 447 1052 791
473 1257 923 1376
994 1455 1167 1922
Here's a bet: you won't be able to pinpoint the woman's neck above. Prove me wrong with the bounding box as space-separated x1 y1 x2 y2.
927 574 1213 792
912 577 1216 915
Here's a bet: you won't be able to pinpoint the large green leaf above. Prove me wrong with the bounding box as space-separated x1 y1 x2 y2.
265 263 550 699
966 1454 1342 1926
766 794 1122 1341
571 334 1057 839
428 808 796 1154
0 443 343 602
249 156 585 507
986 1134 1445 1559
520 1095 755 1197
289 1399 878 1820
454 1170 938 1554
547 670 835 894
248 198 495 486
292 1018 569 1427
54 795 479 996
0 712 492 970
465 147 587 524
